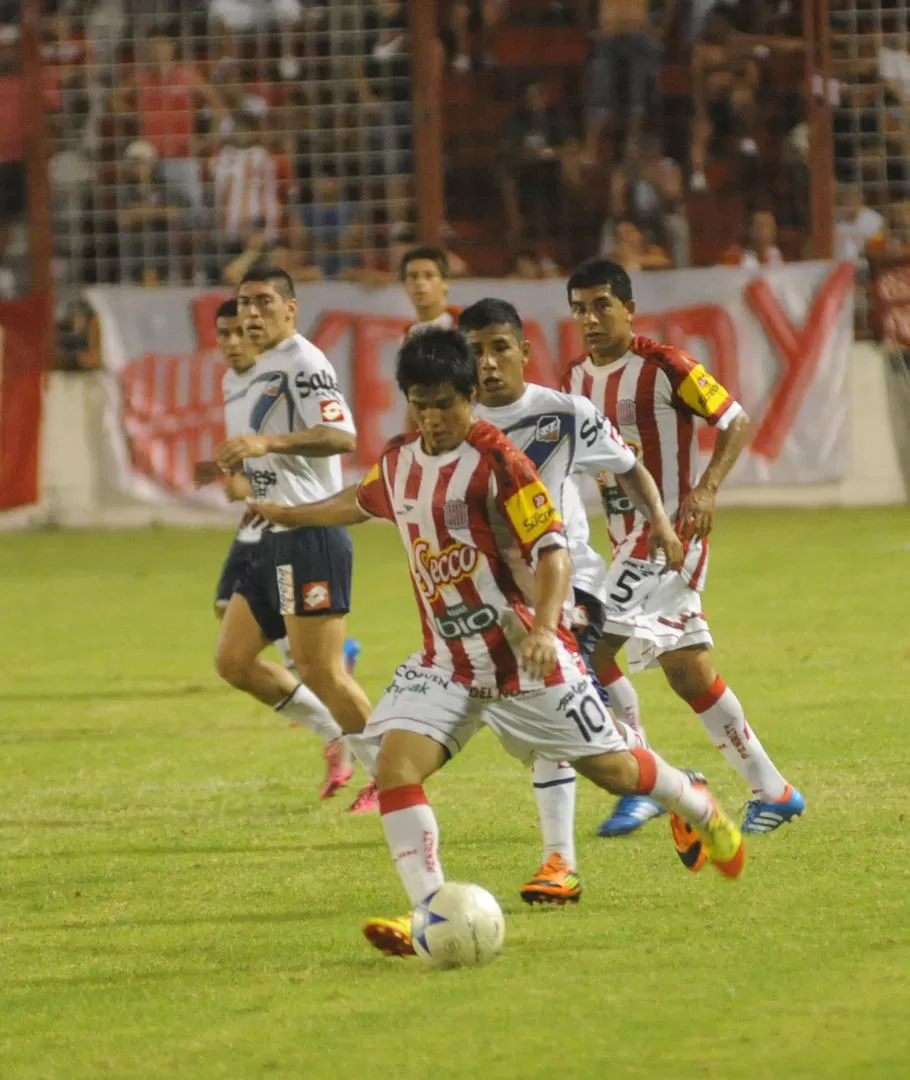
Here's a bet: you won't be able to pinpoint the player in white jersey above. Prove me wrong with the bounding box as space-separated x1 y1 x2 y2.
564 257 805 840
400 246 459 335
214 265 378 814
249 328 746 958
459 297 685 904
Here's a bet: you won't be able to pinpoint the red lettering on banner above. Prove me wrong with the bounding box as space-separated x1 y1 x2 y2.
521 320 560 387
351 316 409 464
746 262 855 461
0 296 49 510
120 351 227 492
558 318 583 369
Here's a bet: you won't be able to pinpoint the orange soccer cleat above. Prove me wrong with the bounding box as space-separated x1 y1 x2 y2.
519 853 582 906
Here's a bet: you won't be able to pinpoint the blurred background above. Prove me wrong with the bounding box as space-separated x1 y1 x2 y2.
0 0 908 521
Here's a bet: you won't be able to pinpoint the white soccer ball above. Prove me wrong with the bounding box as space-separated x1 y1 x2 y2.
411 882 505 970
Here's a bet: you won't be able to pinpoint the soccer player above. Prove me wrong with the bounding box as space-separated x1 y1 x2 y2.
400 246 460 334
249 327 746 958
214 264 377 813
563 257 805 835
459 297 685 904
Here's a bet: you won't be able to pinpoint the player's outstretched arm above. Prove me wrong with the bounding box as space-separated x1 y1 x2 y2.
218 427 356 470
522 545 572 680
617 461 684 569
246 484 371 529
678 410 751 541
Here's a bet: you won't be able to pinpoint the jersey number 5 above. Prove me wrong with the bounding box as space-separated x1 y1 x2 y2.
609 567 643 605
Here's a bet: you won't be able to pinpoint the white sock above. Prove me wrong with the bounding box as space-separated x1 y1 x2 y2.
345 733 378 777
275 683 343 745
690 676 788 798
598 662 647 743
378 785 444 906
531 759 577 868
274 637 298 674
632 748 714 826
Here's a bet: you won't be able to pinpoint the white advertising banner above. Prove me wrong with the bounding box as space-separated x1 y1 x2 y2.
85 260 855 511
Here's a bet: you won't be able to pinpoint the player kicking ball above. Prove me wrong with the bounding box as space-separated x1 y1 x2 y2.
459 298 687 904
564 257 805 837
212 266 377 813
249 328 746 960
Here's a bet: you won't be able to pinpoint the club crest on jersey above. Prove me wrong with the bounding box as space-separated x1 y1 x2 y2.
535 415 560 443
412 537 478 602
617 399 637 426
443 499 470 531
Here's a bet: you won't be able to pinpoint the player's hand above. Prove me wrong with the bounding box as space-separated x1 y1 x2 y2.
677 485 716 542
649 519 685 571
217 435 271 471
245 499 298 527
225 473 253 502
193 460 221 487
521 628 559 680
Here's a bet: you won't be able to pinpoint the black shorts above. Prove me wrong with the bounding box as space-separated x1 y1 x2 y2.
234 525 353 642
571 588 607 667
214 537 260 609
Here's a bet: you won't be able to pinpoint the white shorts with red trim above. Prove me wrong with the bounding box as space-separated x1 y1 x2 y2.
365 655 627 765
601 538 713 673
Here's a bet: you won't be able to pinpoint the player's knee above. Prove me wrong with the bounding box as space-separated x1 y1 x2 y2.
662 656 714 702
374 750 422 791
574 751 639 794
214 647 252 689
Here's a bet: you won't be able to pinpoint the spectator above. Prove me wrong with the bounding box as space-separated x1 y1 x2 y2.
210 115 291 253
358 1 412 176
607 133 690 267
690 8 760 191
605 217 672 272
116 139 190 285
499 81 571 242
443 1 507 74
721 207 784 268
835 185 886 263
508 248 562 279
0 24 24 276
117 23 227 219
41 7 96 118
583 0 670 163
208 0 307 84
291 163 364 280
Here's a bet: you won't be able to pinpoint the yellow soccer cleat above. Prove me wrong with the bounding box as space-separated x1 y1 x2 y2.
697 805 746 879
363 914 416 957
519 853 582 906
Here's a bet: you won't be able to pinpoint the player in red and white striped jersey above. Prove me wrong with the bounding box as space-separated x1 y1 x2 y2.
400 245 460 336
250 327 746 957
564 257 805 837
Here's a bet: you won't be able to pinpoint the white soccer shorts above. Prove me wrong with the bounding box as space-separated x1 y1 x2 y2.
600 537 713 673
365 655 627 765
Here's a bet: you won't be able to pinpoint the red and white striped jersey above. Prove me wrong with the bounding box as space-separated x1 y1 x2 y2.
355 420 585 695
210 145 290 241
562 336 742 558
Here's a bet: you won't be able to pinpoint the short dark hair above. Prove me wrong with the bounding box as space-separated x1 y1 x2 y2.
239 263 296 301
215 298 238 321
566 257 633 304
396 328 477 398
399 245 449 281
458 298 524 338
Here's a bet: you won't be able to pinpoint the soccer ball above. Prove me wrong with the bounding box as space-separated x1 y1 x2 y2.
411 882 505 970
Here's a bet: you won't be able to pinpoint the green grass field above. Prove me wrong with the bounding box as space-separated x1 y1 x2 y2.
1 508 908 1080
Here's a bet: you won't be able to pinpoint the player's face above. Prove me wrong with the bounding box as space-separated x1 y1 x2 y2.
569 285 635 360
215 316 255 372
404 259 448 317
407 382 476 455
237 281 298 350
466 324 529 407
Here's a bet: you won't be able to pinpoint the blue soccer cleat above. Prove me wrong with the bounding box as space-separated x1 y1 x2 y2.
597 795 666 837
741 785 805 833
343 639 361 675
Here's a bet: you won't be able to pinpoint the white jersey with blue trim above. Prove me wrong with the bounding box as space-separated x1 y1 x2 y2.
222 363 262 544
474 383 637 603
240 332 356 530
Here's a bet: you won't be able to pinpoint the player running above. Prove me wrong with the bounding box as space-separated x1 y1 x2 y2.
400 246 460 335
459 298 685 904
249 327 746 959
214 264 377 814
563 257 805 837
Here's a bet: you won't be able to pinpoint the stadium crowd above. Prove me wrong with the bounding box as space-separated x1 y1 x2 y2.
1 0 910 357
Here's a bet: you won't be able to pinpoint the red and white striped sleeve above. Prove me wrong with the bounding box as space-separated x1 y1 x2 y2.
645 342 743 430
355 460 394 521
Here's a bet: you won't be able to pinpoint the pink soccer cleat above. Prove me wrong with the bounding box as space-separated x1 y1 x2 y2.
319 740 354 800
347 780 379 815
